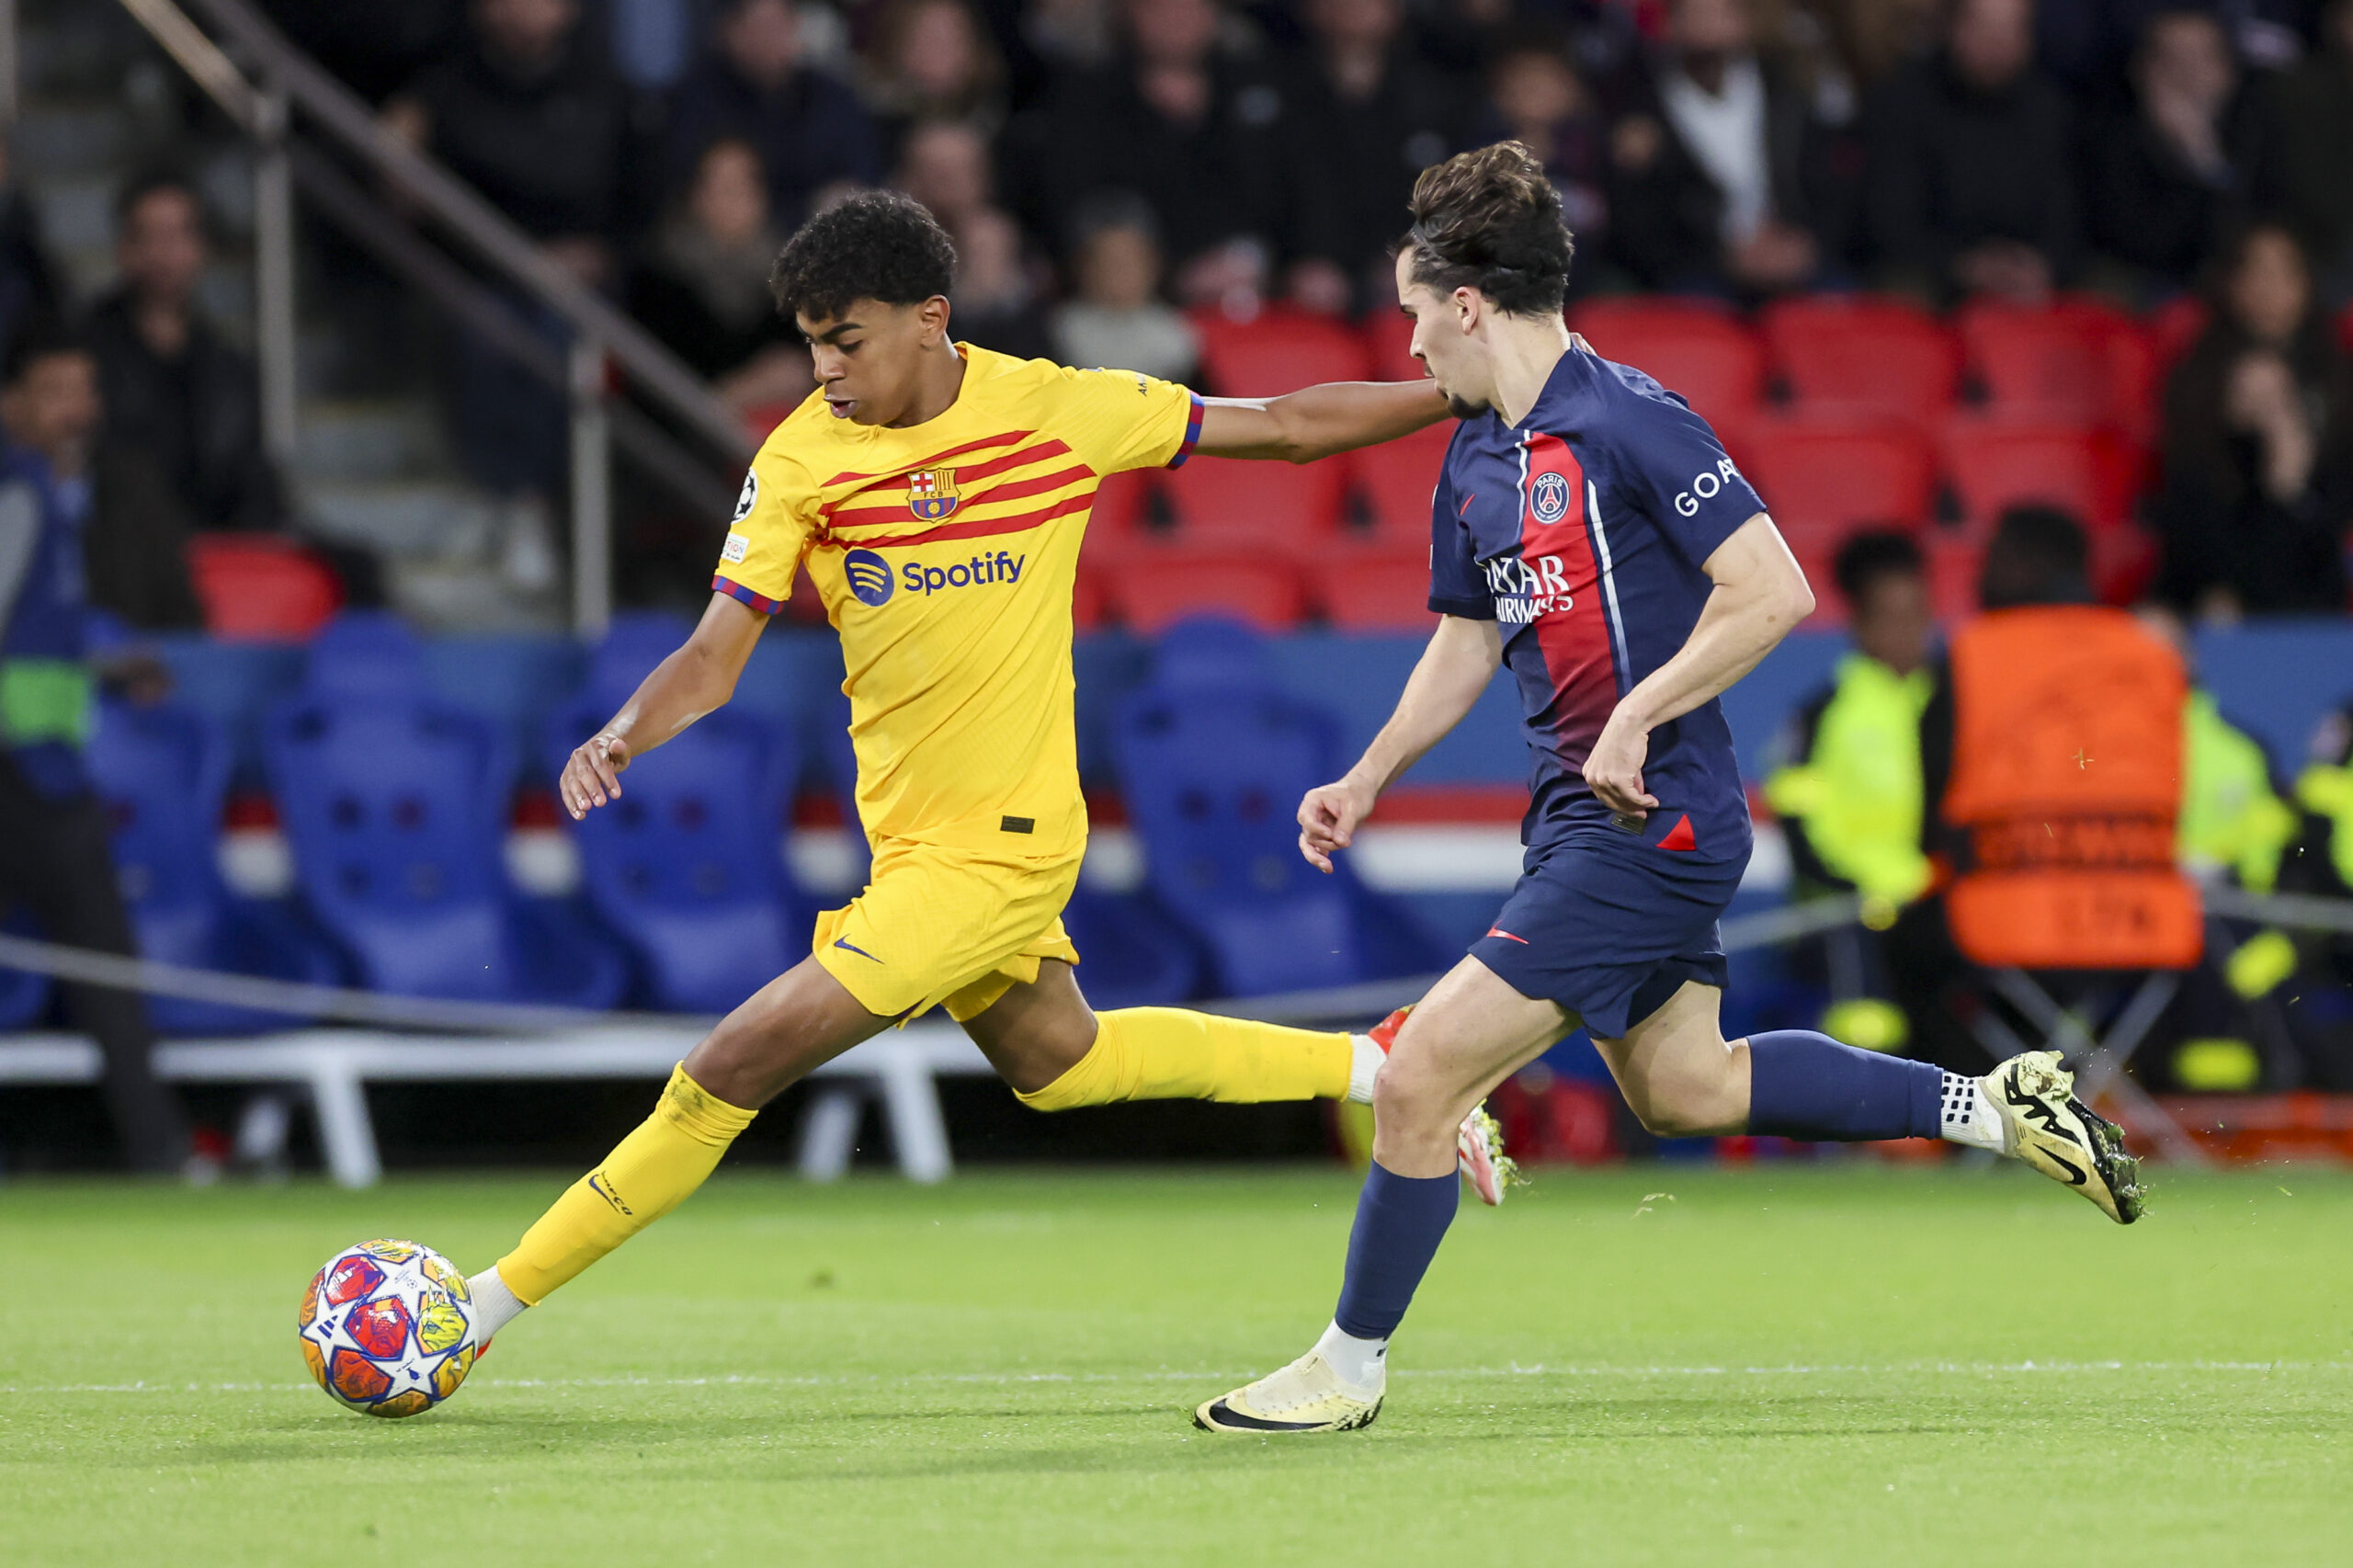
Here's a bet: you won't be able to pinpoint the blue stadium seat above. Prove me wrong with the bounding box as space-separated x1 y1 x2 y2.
1058 883 1204 1008
86 698 342 1034
581 610 697 706
546 618 812 1014
1112 617 1438 996
302 610 429 702
266 694 624 1006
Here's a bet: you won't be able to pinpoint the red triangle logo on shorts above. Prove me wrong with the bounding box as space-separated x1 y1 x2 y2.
1658 813 1697 852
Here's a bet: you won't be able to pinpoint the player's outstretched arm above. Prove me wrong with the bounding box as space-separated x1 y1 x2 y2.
1194 379 1449 464
559 592 767 820
1299 614 1502 871
1584 513 1814 818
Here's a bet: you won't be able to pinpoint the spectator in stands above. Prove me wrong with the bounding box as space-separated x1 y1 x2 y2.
387 0 646 589
665 0 883 229
1002 0 1289 306
1471 29 1621 295
885 117 1047 355
0 322 198 1177
1893 506 2187 1071
608 0 703 94
1812 0 1941 87
387 0 648 271
2154 221 2353 618
2038 0 2313 100
950 207 1055 359
629 138 811 415
1609 0 1833 296
1049 192 1199 382
2081 7 2256 300
892 116 998 236
1020 0 1119 79
1768 529 1937 917
861 0 1009 152
2257 0 2353 303
1863 0 2078 302
256 0 467 105
0 131 58 364
1762 529 1936 1053
85 174 283 539
1279 0 1466 314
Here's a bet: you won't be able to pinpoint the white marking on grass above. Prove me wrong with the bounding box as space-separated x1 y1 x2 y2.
5 1359 2344 1397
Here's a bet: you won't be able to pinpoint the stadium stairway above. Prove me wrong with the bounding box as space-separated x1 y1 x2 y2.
9 0 541 635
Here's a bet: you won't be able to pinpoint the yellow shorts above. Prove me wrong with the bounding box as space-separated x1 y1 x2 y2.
812 836 1085 1023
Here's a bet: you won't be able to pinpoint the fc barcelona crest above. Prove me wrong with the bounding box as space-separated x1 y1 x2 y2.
907 467 960 520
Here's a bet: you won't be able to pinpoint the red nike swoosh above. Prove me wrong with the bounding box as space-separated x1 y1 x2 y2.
1459 493 1476 514
1484 927 1529 944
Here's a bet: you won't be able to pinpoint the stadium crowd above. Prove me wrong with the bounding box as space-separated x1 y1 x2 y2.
0 0 2339 626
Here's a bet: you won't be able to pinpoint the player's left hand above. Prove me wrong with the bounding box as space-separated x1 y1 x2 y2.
1584 711 1657 819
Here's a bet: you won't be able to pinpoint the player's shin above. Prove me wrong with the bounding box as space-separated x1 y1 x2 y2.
1324 1160 1461 1386
1742 1029 1949 1142
480 1064 757 1324
1012 1007 1352 1109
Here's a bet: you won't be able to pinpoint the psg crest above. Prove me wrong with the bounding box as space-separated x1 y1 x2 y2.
908 467 961 520
1529 470 1572 525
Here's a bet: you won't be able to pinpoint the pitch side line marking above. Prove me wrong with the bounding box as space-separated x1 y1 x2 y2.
7 1360 2346 1396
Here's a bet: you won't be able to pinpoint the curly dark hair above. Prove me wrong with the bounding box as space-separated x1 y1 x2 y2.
769 190 958 324
1400 141 1574 318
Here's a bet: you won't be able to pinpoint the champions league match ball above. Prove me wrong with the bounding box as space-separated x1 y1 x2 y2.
297 1239 480 1418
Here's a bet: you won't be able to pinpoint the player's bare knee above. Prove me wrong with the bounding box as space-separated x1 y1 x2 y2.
1371 1045 1473 1139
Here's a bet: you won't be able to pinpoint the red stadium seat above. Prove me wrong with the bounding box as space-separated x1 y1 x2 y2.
1939 418 2136 534
1085 466 1159 559
1361 309 1421 381
1957 297 2157 440
1924 533 1984 625
2146 295 2210 369
186 536 343 641
1107 552 1307 632
1567 299 1766 428
1734 417 1938 552
1347 423 1452 548
1072 560 1111 631
1760 294 1961 424
1190 307 1370 395
1315 552 1438 632
1157 452 1347 551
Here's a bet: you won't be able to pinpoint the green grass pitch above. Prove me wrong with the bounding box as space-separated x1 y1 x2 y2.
3 1163 2348 1566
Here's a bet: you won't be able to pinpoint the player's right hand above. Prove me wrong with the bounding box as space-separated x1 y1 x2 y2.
1297 779 1373 874
561 733 632 820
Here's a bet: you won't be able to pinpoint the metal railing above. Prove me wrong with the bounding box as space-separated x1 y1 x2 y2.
113 0 757 631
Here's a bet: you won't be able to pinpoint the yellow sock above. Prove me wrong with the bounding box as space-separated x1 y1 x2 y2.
496 1064 756 1304
1015 1007 1350 1110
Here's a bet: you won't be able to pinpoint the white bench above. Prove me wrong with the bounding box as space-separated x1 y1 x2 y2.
0 1024 997 1187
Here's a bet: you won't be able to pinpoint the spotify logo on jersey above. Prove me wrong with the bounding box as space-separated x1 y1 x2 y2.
844 549 895 606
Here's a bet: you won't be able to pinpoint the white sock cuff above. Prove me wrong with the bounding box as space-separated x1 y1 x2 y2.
466 1265 529 1341
1347 1035 1384 1105
1313 1319 1388 1392
1938 1072 2006 1152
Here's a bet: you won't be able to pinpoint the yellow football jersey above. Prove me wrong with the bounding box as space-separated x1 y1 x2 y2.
714 344 1201 856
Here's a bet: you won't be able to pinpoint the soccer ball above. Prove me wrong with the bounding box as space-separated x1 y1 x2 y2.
297 1238 480 1418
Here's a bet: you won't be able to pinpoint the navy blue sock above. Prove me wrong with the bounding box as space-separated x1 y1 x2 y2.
1332 1160 1461 1340
1745 1029 1943 1142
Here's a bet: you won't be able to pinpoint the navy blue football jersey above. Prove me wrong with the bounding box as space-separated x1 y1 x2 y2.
1427 343 1764 859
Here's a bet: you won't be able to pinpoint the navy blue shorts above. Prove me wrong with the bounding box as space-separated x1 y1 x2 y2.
1470 828 1749 1040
